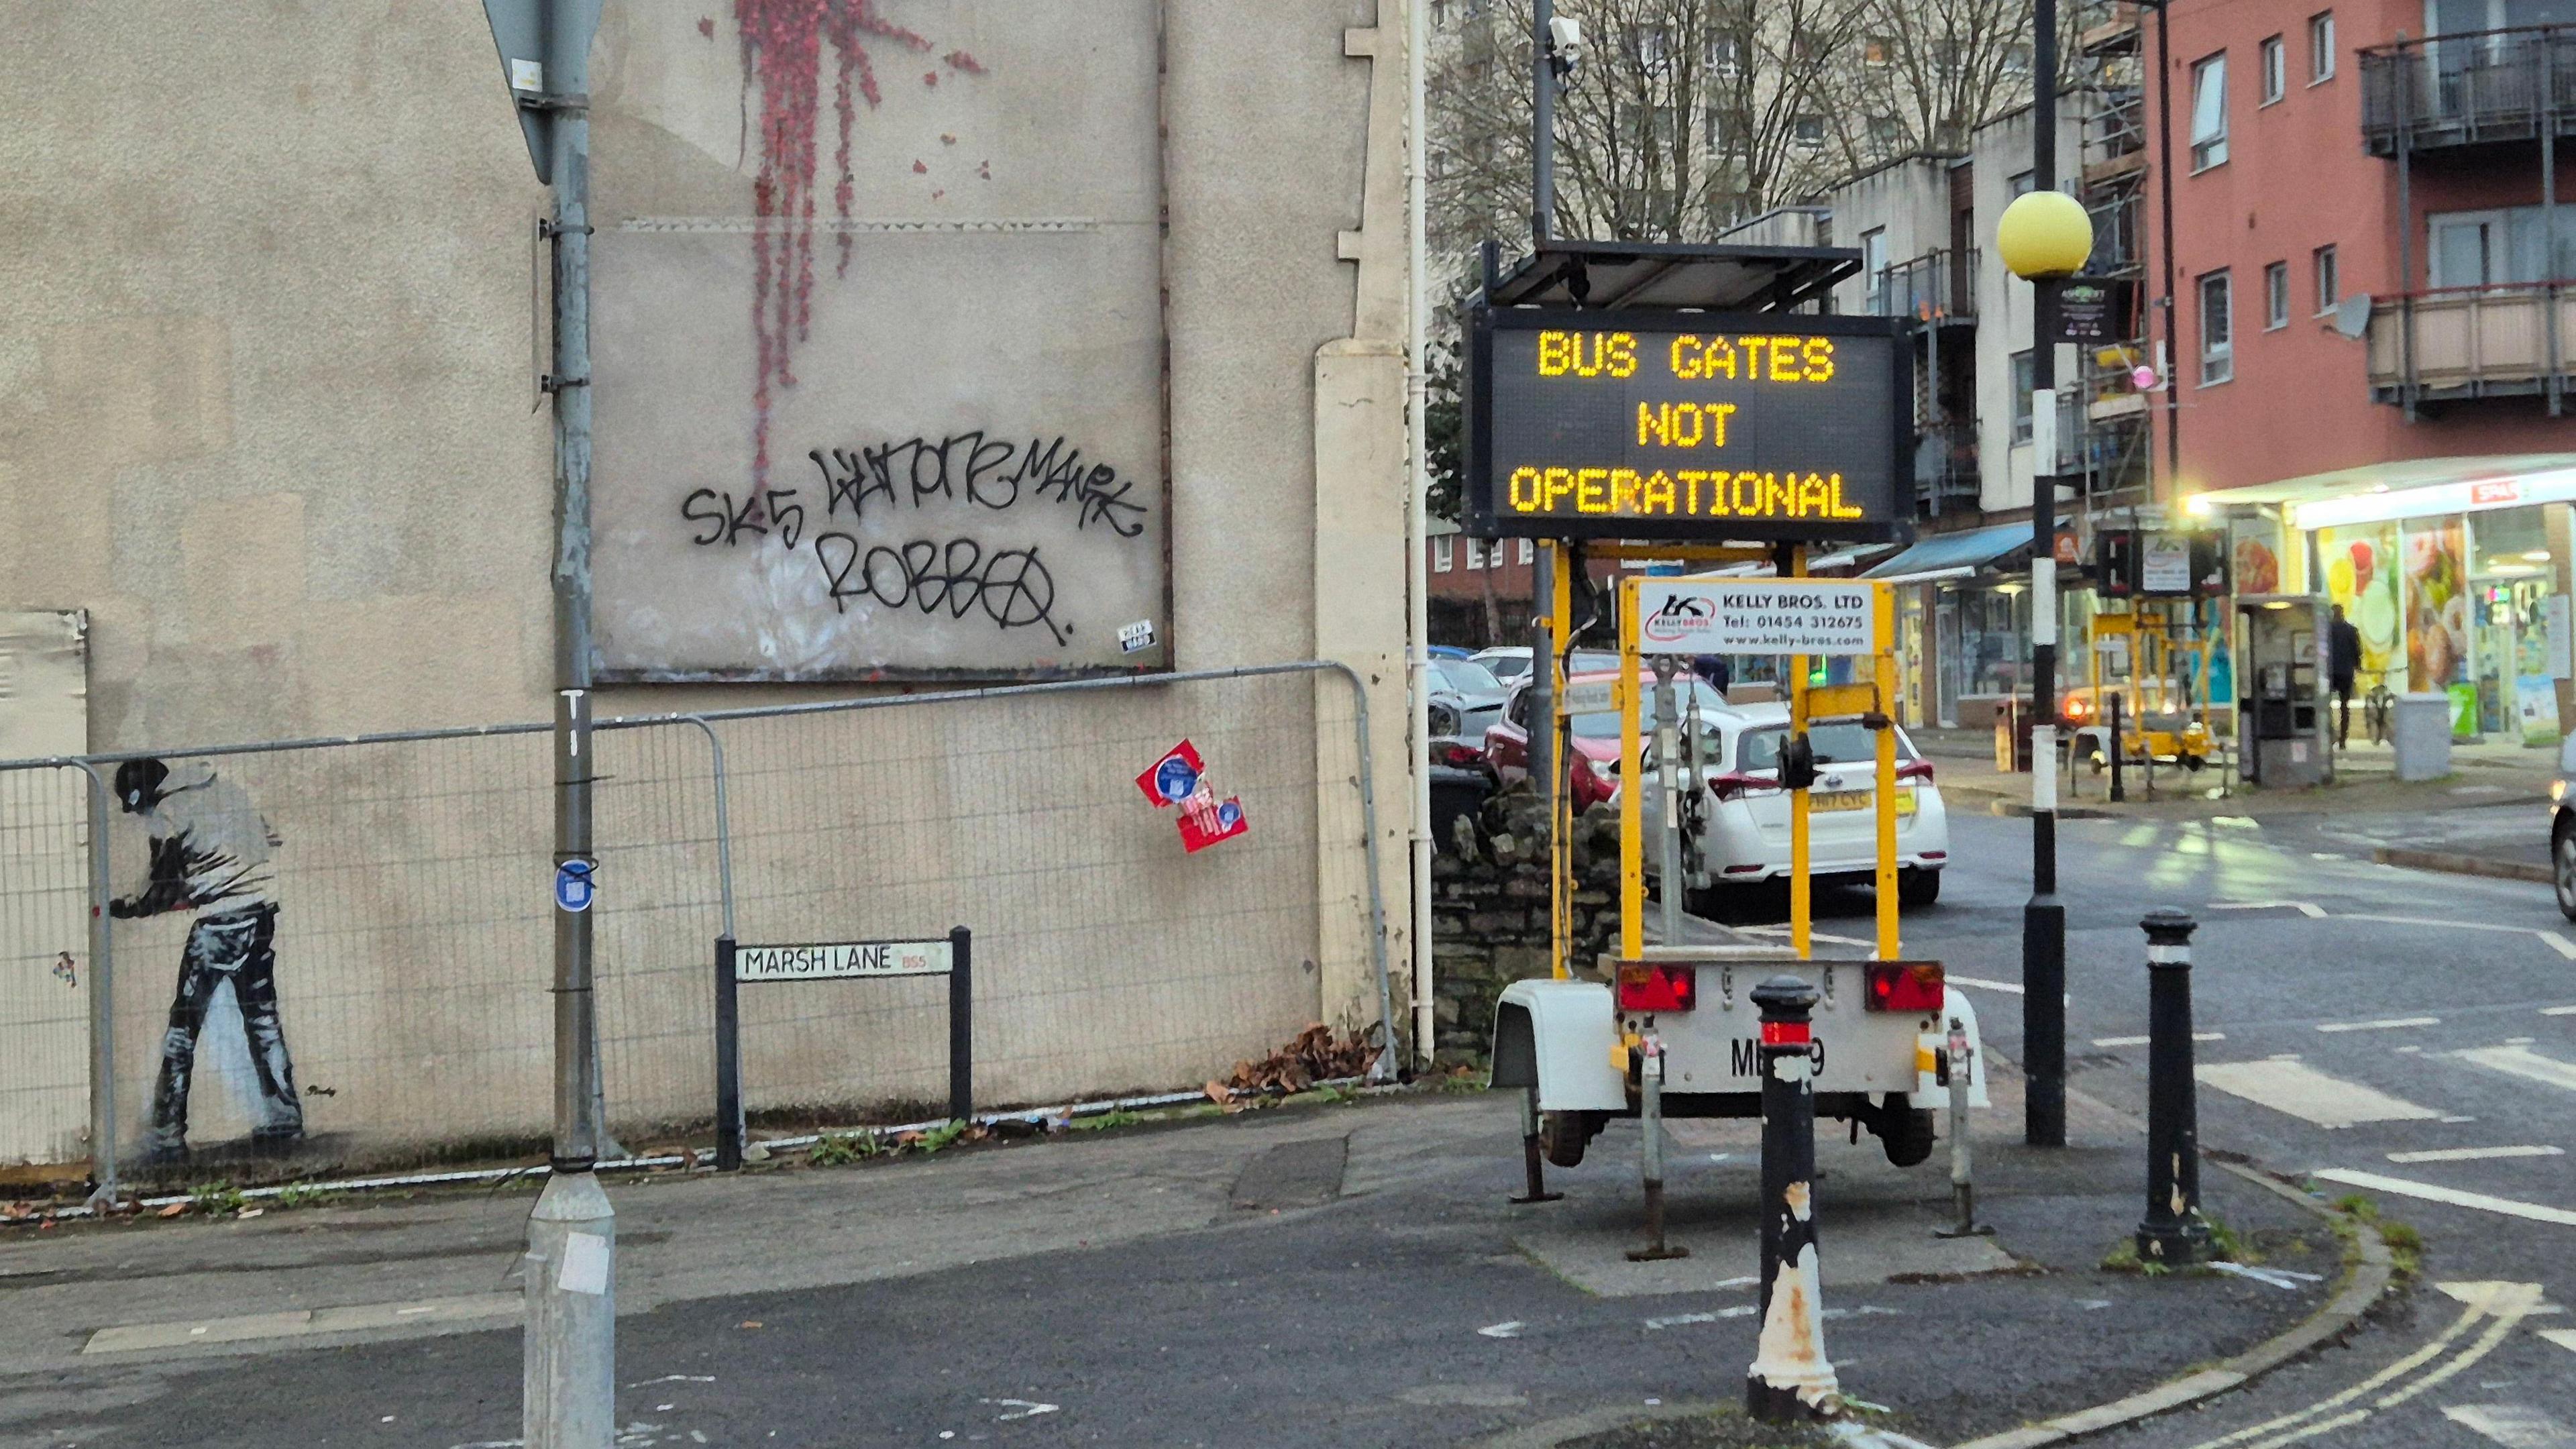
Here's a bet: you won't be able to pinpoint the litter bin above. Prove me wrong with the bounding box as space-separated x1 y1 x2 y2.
2392 692 2454 782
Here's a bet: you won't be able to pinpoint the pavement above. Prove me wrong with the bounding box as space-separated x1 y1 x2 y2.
1913 726 2565 884
1 1049 2343 1449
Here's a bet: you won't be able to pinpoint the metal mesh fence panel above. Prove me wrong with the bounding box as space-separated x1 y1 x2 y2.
684 667 1377 1126
0 765 93 1165
0 663 1383 1179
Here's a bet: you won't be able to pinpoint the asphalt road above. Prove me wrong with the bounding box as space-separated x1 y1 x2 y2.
1882 808 2576 1449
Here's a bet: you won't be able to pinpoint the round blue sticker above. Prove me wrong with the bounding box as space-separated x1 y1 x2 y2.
555 859 595 913
1216 800 1243 830
1153 755 1200 803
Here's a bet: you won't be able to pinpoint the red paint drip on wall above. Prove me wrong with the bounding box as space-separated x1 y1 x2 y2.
733 0 938 492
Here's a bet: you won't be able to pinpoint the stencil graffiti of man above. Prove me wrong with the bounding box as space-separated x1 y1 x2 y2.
107 758 303 1162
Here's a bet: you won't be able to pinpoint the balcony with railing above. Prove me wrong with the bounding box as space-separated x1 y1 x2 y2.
2368 281 2576 406
1868 248 1978 322
1914 419 1981 515
2361 26 2576 156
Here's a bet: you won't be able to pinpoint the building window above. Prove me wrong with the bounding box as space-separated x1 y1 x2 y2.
2314 244 2339 313
1792 115 1826 148
2199 270 2234 384
1639 23 1671 72
2010 169 2036 197
1432 537 1453 572
2010 350 2035 443
1708 34 1743 76
2309 11 2336 83
2260 36 2286 103
1517 538 1535 564
1862 227 1888 313
2427 203 2576 286
2191 54 2229 170
2264 261 2290 329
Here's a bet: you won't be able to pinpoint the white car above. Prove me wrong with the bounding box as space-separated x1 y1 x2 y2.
1469 645 1620 686
1635 701 1950 911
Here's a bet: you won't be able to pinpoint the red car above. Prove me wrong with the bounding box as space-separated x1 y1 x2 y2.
1483 669 1727 813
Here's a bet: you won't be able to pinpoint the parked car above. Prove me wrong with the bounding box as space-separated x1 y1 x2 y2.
1428 644 1477 661
1428 657 1510 744
1637 701 1950 912
1483 669 1726 814
1470 645 1621 687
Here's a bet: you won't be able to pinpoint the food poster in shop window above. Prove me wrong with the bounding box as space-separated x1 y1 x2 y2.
2403 517 2470 694
2318 521 2402 688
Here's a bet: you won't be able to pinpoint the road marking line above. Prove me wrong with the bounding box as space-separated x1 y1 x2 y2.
1949 975 2021 995
1645 1306 1757 1329
2443 1405 2576 1448
2386 1145 2564 1163
2542 1006 2576 1016
2540 1328 2576 1356
2548 934 2576 961
2196 1060 2442 1128
2209 900 2327 917
2457 1045 2576 1095
2317 1017 2441 1034
2184 1285 2512 1449
2092 1033 2226 1047
2192 1283 2546 1449
2310 1170 2576 1228
1477 1321 1523 1338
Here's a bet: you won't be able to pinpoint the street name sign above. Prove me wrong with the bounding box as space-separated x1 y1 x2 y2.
736 938 954 982
1634 579 1882 657
1465 309 1911 545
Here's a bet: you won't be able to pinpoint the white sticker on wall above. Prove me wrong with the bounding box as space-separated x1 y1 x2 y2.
1118 619 1157 653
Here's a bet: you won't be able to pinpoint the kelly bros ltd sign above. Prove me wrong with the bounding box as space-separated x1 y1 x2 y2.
1464 310 1909 544
1634 579 1883 657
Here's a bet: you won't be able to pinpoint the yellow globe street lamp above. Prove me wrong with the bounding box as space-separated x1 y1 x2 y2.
1995 190 2095 281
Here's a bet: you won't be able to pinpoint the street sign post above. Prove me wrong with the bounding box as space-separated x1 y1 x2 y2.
712 928 975 1173
482 5 611 1446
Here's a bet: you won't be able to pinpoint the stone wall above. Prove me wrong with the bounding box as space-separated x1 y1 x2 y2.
1428 780 1623 1060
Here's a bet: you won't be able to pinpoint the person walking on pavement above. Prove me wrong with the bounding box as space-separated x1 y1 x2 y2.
109 757 303 1162
2328 604 2363 749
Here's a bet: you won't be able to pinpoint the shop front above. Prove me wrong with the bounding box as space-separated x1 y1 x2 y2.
2203 455 2576 745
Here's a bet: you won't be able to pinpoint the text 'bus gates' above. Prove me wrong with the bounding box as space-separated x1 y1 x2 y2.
1463 310 1911 543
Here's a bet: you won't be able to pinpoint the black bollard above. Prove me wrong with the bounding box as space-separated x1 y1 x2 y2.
2136 908 2209 1265
1747 975 1839 1422
1509 1085 1562 1205
2108 691 2127 803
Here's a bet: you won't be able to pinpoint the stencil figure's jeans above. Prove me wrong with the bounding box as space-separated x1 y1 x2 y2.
149 904 302 1157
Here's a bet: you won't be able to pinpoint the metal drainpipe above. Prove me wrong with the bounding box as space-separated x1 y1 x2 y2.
1407 0 1437 1066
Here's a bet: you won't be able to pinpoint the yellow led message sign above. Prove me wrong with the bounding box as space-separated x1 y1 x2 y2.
1465 311 1909 543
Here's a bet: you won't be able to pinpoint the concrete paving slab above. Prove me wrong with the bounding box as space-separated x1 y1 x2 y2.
80 1293 521 1356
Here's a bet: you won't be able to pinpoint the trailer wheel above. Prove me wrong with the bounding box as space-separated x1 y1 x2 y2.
1878 1107 1937 1167
1540 1111 1600 1168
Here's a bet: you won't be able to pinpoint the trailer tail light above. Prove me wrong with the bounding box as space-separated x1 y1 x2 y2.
1864 962 1945 1013
1615 963 1696 1012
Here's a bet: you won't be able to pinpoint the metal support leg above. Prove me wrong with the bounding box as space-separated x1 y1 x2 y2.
1935 1016 1991 1239
1509 1085 1561 1205
1627 1035 1688 1261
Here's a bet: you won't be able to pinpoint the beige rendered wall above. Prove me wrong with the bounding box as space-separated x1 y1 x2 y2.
0 1 1415 1169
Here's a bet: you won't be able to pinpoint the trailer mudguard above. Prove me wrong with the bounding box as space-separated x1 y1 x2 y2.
1915 985 1992 1108
1490 979 1628 1112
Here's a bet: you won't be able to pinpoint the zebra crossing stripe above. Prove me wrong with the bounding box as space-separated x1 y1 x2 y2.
2196 1059 2441 1128
2309 1170 2576 1228
2442 1405 2576 1448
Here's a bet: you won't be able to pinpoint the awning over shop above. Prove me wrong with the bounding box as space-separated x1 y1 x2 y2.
2194 453 2576 531
1860 523 2031 578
